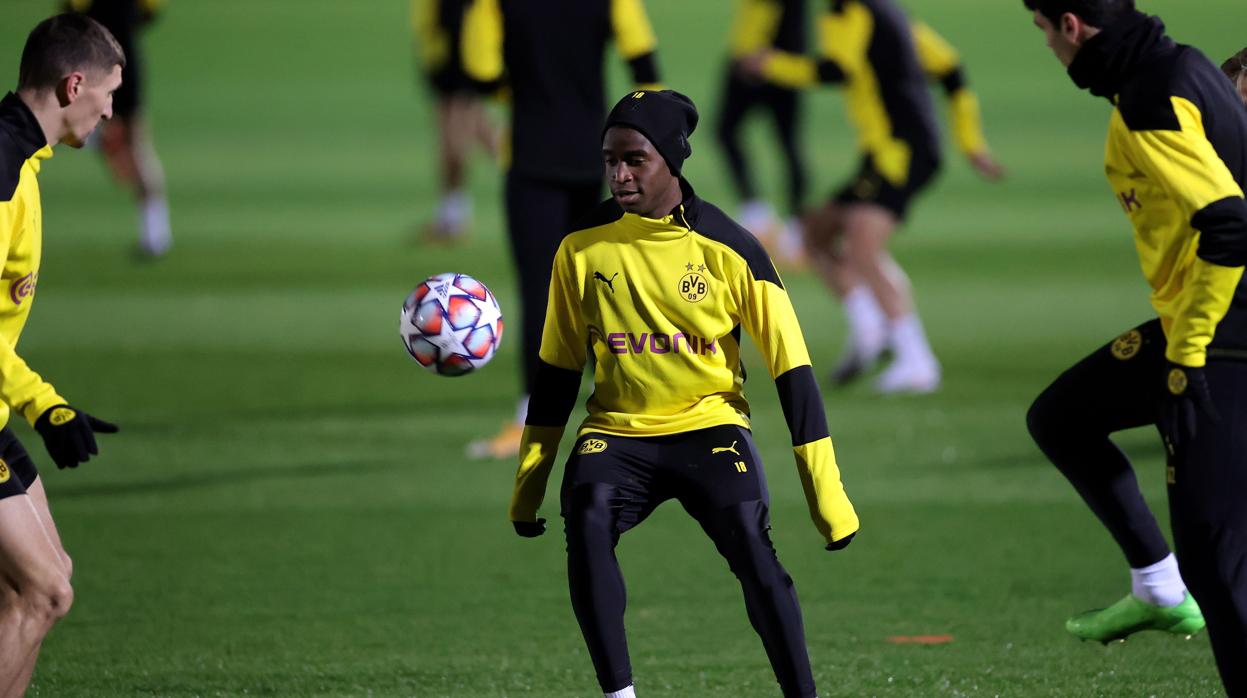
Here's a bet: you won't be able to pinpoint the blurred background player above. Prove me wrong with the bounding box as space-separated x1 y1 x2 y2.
461 0 662 460
1 14 123 695
412 0 498 243
68 0 173 258
509 90 858 698
742 0 1005 394
716 0 809 269
1224 47 1247 105
1023 1 1247 692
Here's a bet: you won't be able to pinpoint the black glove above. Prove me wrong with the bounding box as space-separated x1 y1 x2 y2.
34 405 119 469
825 532 855 552
1161 363 1218 450
513 518 547 538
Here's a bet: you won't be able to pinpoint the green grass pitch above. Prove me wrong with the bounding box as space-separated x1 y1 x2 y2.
1 0 1242 695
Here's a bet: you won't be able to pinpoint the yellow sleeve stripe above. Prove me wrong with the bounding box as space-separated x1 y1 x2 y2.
793 438 859 544
762 52 818 89
461 0 504 83
611 0 658 60
728 0 781 57
510 425 565 522
911 21 959 76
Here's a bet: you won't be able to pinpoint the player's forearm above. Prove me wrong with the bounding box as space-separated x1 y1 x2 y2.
627 52 662 90
774 365 859 544
946 85 989 156
0 349 65 425
1166 257 1245 367
509 360 581 521
761 52 845 89
509 424 565 522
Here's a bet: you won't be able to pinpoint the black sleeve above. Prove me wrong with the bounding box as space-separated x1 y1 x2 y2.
525 359 582 427
774 365 831 446
1193 196 1247 267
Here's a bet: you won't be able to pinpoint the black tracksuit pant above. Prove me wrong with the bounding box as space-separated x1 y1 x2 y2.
1028 318 1247 695
560 425 817 698
716 67 807 216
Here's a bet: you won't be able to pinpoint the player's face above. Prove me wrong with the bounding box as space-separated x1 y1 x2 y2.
1032 10 1080 68
1236 74 1247 106
62 64 122 148
603 126 678 217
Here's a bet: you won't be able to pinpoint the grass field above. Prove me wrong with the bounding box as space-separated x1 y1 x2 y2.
2 0 1245 695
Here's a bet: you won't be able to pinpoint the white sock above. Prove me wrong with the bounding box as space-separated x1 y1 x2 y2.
514 394 529 425
888 313 937 367
843 286 886 358
139 196 172 255
1131 553 1187 607
438 190 470 229
605 686 636 698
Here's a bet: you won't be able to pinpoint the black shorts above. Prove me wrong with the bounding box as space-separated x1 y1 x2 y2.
560 424 769 530
82 1 144 118
834 148 941 220
422 0 474 97
0 427 40 501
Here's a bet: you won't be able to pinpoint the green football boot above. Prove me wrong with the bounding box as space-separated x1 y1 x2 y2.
1066 593 1205 644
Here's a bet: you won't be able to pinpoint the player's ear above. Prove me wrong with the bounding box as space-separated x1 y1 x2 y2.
57 72 86 108
1058 12 1082 44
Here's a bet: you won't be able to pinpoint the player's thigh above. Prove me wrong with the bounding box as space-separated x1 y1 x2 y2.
1034 319 1165 432
839 204 897 262
22 479 69 577
670 425 769 514
0 494 69 596
560 433 665 536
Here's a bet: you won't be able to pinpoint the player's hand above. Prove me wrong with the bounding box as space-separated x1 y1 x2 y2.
968 151 1006 181
1161 363 1217 448
735 51 771 82
34 405 119 469
512 518 547 538
825 532 855 552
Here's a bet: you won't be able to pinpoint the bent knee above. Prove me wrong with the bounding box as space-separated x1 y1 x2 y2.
21 576 73 626
563 483 622 543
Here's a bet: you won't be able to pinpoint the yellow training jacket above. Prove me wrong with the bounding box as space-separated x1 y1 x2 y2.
0 93 67 430
760 0 991 182
1070 13 1247 366
510 184 858 547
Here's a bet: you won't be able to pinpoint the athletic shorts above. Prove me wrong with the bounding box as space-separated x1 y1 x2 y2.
0 427 40 501
560 424 770 530
834 148 941 221
422 0 474 97
84 1 143 117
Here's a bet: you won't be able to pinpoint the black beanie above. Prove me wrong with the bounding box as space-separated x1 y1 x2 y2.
603 90 699 175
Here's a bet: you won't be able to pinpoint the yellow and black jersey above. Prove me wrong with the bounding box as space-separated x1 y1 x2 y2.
509 183 859 547
1071 13 1247 367
412 0 470 87
728 0 806 58
761 0 992 183
462 0 661 182
0 94 67 431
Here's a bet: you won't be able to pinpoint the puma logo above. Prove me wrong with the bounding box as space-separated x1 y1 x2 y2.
594 271 619 293
711 441 740 456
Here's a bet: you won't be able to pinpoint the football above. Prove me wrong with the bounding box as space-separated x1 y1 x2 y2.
400 273 504 376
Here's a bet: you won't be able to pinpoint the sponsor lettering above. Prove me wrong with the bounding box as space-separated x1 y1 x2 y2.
9 272 36 305
605 332 718 356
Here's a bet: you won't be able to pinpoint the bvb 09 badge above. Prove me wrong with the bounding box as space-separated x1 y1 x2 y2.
680 262 709 303
1111 329 1142 360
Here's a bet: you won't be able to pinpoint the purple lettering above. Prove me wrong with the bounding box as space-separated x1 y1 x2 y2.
702 337 718 355
672 333 688 353
628 333 649 353
650 333 670 354
608 333 627 354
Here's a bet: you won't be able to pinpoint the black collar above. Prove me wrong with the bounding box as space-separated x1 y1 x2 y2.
667 177 702 227
0 92 48 158
1067 11 1172 101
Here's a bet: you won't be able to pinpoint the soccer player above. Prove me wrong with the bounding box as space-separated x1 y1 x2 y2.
509 90 859 698
717 0 809 268
741 0 1005 393
412 0 497 243
68 0 173 258
1022 1 1247 692
0 14 123 694
1224 48 1247 105
460 0 662 460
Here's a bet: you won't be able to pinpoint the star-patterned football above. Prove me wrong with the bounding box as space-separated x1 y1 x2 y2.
400 273 504 376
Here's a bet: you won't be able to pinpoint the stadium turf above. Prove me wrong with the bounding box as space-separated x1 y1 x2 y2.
1 0 1241 695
